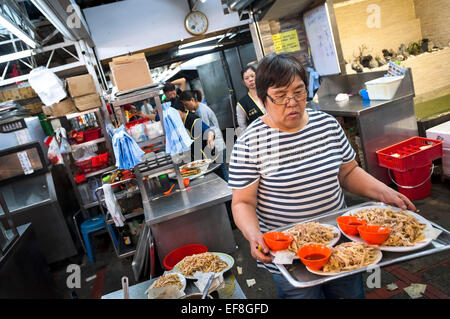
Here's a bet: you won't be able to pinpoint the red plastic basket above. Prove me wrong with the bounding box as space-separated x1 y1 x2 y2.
376 137 443 172
74 158 93 174
125 118 149 129
91 152 109 167
83 127 102 142
163 244 208 271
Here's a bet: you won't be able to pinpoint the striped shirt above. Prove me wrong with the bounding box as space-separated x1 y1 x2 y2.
228 109 356 273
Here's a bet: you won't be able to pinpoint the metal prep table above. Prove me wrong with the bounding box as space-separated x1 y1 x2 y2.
101 271 246 299
309 69 418 184
273 201 450 288
142 172 236 268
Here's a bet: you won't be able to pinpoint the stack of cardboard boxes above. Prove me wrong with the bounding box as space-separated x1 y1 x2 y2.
43 73 102 117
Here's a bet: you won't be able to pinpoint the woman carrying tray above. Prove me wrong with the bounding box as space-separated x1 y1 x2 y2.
228 53 415 299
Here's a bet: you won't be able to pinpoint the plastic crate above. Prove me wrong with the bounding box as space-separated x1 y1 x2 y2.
376 137 443 172
83 127 102 142
74 158 93 174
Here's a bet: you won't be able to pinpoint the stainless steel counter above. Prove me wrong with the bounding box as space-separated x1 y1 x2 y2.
140 172 236 270
309 69 418 184
144 172 232 225
102 271 246 299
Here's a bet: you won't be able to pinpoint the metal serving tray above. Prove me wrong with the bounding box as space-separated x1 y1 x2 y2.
274 201 450 288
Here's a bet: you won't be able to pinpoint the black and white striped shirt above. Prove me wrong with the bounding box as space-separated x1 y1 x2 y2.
228 109 356 273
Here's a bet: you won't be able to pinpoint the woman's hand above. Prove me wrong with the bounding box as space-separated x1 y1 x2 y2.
249 232 272 264
206 131 215 149
378 185 416 211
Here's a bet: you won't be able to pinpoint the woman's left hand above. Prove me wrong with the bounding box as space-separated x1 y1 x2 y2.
378 185 416 211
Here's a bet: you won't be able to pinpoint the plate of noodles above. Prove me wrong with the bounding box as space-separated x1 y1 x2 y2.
172 252 234 280
270 222 341 259
145 272 186 294
339 205 434 252
306 242 383 276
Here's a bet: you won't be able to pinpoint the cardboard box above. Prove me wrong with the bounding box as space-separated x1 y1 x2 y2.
50 98 77 117
67 74 97 98
110 53 153 92
42 105 52 116
74 93 102 111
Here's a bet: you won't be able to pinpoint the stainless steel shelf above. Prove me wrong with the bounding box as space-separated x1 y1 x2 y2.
106 209 144 225
110 86 162 107
71 137 106 150
137 135 165 148
84 165 116 178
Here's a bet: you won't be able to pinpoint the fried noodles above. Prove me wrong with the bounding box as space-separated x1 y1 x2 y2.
285 222 336 253
151 274 183 289
322 242 379 273
177 252 228 276
351 207 426 246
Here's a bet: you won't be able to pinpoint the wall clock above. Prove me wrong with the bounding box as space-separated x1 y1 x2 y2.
185 11 208 36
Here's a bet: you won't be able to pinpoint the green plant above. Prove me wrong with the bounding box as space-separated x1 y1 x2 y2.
407 42 422 55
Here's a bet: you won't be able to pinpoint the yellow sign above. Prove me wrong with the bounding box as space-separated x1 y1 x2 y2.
272 30 301 53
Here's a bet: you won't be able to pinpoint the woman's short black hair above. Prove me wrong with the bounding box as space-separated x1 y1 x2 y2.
163 82 176 93
255 53 308 106
241 64 257 79
179 89 203 102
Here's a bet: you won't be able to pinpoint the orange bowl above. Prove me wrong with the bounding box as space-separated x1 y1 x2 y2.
297 244 332 270
357 225 390 245
336 216 367 236
263 232 293 251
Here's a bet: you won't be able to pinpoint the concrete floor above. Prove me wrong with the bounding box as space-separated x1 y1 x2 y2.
49 177 450 299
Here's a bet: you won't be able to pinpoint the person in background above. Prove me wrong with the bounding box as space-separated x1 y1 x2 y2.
137 78 186 120
236 65 265 136
228 53 415 299
180 90 228 182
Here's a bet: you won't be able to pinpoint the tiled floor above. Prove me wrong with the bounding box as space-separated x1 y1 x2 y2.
49 179 450 299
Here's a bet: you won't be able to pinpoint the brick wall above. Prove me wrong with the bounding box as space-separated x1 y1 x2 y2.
414 0 450 48
402 48 450 102
334 0 422 62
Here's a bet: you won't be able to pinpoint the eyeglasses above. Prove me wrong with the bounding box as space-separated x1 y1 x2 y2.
266 92 307 105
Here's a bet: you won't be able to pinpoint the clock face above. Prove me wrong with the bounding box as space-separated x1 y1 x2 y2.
185 11 208 35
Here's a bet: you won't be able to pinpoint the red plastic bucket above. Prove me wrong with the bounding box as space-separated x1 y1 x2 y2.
163 244 208 271
390 162 433 200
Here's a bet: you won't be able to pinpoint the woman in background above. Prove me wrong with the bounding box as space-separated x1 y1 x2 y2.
236 65 265 136
180 90 228 182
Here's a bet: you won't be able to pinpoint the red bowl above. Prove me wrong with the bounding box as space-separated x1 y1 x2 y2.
163 244 208 270
336 216 367 236
297 244 332 270
263 232 293 251
357 225 390 245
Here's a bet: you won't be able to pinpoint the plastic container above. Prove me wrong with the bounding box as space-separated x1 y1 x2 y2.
391 162 433 200
357 225 390 245
91 152 109 167
163 244 208 271
74 158 93 174
297 244 332 271
426 121 450 149
336 216 367 236
376 136 443 172
263 232 294 251
364 75 404 100
443 147 450 177
125 118 149 129
83 127 102 142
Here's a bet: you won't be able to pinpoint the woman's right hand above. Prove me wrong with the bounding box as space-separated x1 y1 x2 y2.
249 233 272 264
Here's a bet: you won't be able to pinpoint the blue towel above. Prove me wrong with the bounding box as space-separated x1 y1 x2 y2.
161 102 193 156
307 67 320 99
111 125 145 169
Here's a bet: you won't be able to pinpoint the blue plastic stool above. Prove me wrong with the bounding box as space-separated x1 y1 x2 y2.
80 216 119 264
